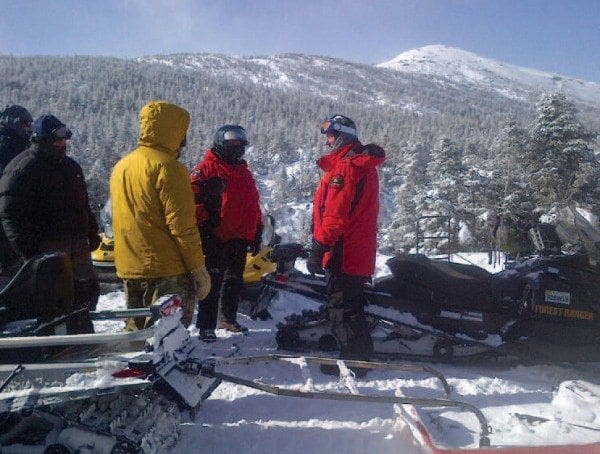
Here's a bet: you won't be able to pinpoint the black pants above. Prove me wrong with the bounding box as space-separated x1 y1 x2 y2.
0 224 20 274
196 236 247 330
325 264 373 359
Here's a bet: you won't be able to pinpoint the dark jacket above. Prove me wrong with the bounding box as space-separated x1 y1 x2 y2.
0 143 98 259
0 130 30 268
312 141 385 276
0 130 29 174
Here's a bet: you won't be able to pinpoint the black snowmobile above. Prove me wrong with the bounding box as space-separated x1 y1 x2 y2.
0 252 106 362
256 223 600 363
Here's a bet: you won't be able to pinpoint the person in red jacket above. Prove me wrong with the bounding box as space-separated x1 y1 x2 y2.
306 114 385 376
191 125 262 341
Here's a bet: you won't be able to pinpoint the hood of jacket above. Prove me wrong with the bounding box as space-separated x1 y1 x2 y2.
317 141 385 172
137 101 190 157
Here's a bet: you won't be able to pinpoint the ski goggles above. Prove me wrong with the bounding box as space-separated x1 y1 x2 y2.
222 128 248 145
52 125 72 139
320 119 357 136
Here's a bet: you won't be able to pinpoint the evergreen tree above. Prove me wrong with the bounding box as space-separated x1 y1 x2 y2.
492 119 529 200
526 93 598 210
426 138 467 211
421 138 468 251
487 118 532 224
385 143 431 251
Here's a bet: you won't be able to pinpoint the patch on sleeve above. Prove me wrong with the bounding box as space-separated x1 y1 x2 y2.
330 174 344 188
191 169 204 180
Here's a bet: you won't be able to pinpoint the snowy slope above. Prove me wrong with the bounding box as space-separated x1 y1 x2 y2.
94 253 600 453
378 45 600 105
142 46 600 109
141 52 418 108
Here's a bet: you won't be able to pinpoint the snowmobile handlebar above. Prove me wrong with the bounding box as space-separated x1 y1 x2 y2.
270 242 309 273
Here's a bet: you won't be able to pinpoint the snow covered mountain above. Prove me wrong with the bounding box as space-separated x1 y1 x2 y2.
142 45 600 110
141 52 427 110
378 44 600 106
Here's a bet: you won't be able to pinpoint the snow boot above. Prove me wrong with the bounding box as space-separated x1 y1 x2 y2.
218 320 248 333
199 329 217 343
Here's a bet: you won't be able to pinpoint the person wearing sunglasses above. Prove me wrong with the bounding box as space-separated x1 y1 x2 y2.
0 105 33 275
0 114 100 332
306 114 386 377
191 125 262 341
110 101 211 331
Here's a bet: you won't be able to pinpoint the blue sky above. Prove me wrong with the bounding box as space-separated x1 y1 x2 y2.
1 0 598 81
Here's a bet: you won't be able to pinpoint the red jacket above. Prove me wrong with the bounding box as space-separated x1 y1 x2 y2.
313 141 385 276
191 149 261 242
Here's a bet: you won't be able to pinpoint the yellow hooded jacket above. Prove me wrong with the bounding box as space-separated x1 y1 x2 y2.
109 101 204 279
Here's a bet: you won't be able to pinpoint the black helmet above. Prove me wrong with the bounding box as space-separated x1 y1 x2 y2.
213 125 248 162
214 125 248 148
320 114 357 137
31 114 72 142
0 105 33 140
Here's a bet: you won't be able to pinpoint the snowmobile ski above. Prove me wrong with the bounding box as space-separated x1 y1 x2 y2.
0 325 154 349
513 412 600 432
203 353 491 448
275 306 496 361
90 307 152 320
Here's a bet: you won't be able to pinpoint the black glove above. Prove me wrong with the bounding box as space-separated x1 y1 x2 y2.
195 177 225 230
194 177 226 204
17 242 38 261
250 224 263 256
89 233 102 251
199 224 214 245
306 239 328 275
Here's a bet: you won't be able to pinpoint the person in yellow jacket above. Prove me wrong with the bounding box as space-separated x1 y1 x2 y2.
110 100 211 330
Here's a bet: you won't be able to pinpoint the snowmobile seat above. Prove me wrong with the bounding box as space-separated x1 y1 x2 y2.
0 253 74 324
385 254 494 312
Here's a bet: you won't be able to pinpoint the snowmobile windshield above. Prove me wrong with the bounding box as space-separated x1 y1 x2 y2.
101 199 113 238
549 206 600 264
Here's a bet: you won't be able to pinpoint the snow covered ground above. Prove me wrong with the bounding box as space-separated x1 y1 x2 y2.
95 253 600 453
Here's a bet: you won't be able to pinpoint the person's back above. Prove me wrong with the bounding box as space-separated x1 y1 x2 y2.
110 100 210 329
111 102 203 279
